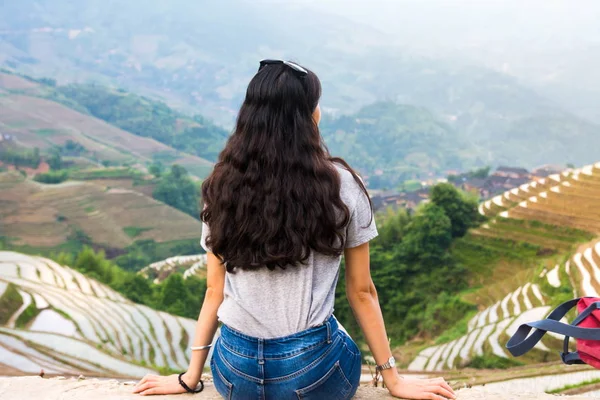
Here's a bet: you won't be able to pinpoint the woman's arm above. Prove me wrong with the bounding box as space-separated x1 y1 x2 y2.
344 243 456 400
133 252 226 396
182 252 226 384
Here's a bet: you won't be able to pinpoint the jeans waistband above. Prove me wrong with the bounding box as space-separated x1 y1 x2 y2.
219 315 339 358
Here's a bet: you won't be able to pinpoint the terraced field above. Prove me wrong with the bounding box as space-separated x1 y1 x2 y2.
408 162 600 393
0 251 206 377
0 171 202 249
480 164 600 234
408 281 551 371
139 255 207 283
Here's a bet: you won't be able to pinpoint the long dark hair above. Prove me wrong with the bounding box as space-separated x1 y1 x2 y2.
201 61 372 272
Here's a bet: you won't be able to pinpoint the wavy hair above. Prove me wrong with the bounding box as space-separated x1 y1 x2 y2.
200 61 372 272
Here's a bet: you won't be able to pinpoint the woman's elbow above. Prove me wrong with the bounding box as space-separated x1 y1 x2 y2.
204 286 224 303
346 281 377 305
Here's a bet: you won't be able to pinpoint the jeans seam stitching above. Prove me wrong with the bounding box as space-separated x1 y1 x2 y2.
342 339 360 357
221 338 331 360
265 339 329 359
221 341 255 359
295 360 353 399
212 358 233 400
265 335 342 383
218 344 264 384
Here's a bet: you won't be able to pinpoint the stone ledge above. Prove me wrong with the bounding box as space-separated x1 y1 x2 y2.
0 376 593 399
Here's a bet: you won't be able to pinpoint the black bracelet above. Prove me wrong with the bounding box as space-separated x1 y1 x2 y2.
178 372 204 393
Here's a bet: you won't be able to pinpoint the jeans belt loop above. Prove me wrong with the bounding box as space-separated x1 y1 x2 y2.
325 319 332 344
258 338 264 365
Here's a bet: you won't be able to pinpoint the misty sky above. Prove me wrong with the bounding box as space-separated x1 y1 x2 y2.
267 0 600 50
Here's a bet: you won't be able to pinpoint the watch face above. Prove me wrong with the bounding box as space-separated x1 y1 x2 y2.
389 357 396 367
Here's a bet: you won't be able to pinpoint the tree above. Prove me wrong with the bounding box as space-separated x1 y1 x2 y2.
117 274 153 304
47 148 63 170
471 166 491 179
401 203 453 262
160 274 187 309
148 161 164 178
152 165 200 218
375 207 410 248
430 183 481 238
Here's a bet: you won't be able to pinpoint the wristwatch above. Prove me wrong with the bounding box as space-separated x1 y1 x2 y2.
375 356 396 372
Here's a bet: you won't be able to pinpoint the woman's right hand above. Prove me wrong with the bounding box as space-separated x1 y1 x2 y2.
387 376 456 400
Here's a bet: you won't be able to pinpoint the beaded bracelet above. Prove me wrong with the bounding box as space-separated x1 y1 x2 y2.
178 372 204 393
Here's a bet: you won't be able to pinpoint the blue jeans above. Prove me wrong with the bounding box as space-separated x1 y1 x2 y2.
210 315 362 399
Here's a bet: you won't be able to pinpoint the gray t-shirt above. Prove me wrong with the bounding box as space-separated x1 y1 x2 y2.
200 163 378 338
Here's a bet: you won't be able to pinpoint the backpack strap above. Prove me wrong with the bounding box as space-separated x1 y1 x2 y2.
507 298 600 361
506 298 579 357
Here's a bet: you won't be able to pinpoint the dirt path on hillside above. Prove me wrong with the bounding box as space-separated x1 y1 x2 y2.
0 376 595 399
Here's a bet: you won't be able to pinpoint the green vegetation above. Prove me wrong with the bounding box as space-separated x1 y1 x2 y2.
335 183 480 345
61 140 87 156
430 183 485 238
466 355 525 370
547 378 600 394
69 167 145 181
320 103 479 189
152 164 200 219
34 128 61 136
55 246 206 319
123 226 152 238
435 309 477 345
15 296 41 328
399 180 422 192
53 84 228 162
0 283 23 325
33 170 69 184
492 218 595 244
0 146 41 168
448 166 491 183
113 238 202 272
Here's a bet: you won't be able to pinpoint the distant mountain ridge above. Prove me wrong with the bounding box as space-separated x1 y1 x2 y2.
2 0 600 174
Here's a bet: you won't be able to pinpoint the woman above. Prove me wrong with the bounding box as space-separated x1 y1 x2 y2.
133 60 455 399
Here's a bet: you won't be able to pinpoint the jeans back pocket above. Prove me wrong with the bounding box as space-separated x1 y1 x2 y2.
295 361 353 400
211 357 233 400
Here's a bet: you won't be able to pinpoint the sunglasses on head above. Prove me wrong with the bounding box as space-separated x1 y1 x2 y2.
258 59 308 77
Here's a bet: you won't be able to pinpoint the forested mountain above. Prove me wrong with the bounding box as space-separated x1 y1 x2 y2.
53 83 229 163
320 102 480 187
1 0 600 174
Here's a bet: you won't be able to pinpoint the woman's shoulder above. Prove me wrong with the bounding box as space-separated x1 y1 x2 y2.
331 161 365 198
331 160 352 178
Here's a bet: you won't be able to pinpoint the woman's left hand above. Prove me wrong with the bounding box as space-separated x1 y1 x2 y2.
132 373 190 396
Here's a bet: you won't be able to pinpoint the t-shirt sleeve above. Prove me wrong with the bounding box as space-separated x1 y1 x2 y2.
200 219 211 253
345 181 378 248
199 203 212 253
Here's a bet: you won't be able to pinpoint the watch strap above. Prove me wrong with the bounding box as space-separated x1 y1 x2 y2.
376 361 391 371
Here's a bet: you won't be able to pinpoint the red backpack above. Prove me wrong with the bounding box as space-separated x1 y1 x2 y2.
507 297 600 368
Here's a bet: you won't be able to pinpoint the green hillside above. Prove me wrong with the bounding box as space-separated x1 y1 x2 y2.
0 71 216 178
52 83 229 164
320 102 480 188
401 163 600 378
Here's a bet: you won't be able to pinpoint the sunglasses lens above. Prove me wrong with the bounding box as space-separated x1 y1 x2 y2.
283 61 308 76
258 60 307 77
